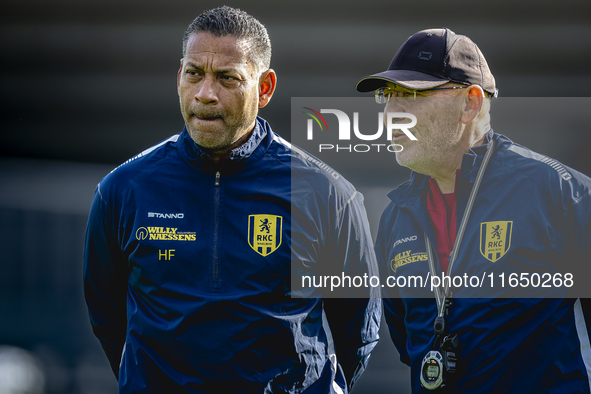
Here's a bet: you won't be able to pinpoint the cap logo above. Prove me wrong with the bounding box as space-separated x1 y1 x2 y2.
418 51 432 61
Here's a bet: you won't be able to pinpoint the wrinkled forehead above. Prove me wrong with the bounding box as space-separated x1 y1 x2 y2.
184 32 253 70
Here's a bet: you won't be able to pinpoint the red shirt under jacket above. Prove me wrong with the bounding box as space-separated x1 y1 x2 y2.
426 172 459 273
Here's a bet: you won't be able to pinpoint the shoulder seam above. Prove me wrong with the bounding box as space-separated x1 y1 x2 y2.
110 134 180 174
495 145 564 190
539 156 573 181
96 182 105 203
337 190 358 216
268 138 358 205
571 189 591 207
101 134 182 204
289 144 341 181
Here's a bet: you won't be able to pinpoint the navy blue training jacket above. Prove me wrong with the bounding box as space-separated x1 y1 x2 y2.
84 117 381 393
376 131 591 393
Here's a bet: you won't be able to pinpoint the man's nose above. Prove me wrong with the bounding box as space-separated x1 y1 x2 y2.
195 76 218 105
384 100 406 124
385 97 408 113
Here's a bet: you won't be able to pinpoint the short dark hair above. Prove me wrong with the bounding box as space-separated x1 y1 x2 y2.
183 6 271 72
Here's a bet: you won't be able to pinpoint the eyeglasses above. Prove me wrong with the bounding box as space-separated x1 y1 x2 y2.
374 86 469 104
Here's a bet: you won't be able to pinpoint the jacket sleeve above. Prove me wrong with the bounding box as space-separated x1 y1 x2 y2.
83 184 129 378
557 168 591 339
322 190 381 392
560 169 591 299
374 210 410 366
382 299 410 366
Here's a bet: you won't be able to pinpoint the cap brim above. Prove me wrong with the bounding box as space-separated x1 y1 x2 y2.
356 69 450 92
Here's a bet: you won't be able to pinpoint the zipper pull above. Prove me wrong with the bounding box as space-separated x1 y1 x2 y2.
215 171 221 187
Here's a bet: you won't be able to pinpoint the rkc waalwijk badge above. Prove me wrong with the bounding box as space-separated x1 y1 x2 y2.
248 214 283 257
479 221 513 262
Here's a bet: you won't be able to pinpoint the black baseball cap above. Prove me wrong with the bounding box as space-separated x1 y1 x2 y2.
356 28 497 96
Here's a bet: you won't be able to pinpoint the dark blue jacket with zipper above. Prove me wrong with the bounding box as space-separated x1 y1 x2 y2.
376 131 591 393
84 117 381 393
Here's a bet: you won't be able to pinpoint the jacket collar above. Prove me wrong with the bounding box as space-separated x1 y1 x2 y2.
388 129 497 208
178 116 273 174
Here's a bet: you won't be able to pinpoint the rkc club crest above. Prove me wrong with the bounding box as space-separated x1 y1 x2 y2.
248 214 283 257
480 221 513 263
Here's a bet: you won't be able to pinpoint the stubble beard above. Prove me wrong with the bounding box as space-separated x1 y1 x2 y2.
182 106 253 151
187 116 248 150
395 135 457 176
182 92 259 151
395 107 463 176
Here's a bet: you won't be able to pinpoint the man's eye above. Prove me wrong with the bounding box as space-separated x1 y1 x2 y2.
221 75 238 80
186 70 199 76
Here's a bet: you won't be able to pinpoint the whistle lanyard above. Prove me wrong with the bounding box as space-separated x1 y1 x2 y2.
425 138 496 320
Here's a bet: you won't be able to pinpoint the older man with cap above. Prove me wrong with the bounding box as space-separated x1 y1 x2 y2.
356 28 591 392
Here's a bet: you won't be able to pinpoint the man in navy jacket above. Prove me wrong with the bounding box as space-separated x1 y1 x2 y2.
356 28 591 392
84 6 380 393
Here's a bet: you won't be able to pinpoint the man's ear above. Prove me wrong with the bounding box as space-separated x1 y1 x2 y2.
258 69 277 108
460 85 485 124
177 59 184 96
